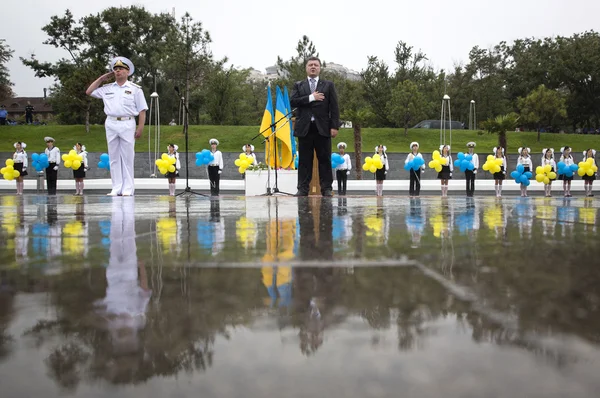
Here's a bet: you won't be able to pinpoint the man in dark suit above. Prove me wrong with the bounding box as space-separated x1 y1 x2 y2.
290 57 340 196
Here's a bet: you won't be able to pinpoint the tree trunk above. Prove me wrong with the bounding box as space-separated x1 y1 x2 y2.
537 125 541 142
499 131 507 152
353 123 362 180
85 102 90 133
404 125 409 137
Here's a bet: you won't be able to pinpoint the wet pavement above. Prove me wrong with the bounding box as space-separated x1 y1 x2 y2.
0 194 599 398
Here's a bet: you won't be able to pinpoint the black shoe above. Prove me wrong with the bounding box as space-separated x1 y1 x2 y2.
294 191 308 197
322 190 333 197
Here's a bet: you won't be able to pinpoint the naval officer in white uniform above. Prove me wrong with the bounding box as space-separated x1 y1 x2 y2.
86 57 148 196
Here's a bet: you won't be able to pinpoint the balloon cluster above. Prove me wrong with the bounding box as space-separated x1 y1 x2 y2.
236 216 257 250
482 155 503 174
535 165 557 185
63 220 85 256
234 154 253 174
428 151 448 173
155 153 177 175
98 153 110 170
453 152 475 172
31 153 49 172
1 159 20 180
362 154 384 174
195 149 214 166
62 150 83 170
331 153 344 169
557 161 578 178
404 156 425 171
577 158 598 177
510 164 532 186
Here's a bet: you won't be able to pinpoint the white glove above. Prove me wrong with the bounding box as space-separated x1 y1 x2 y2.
503 171 506 175
346 171 350 175
53 166 59 171
218 170 222 174
384 171 387 175
474 169 477 174
84 167 89 171
450 172 453 177
22 167 26 171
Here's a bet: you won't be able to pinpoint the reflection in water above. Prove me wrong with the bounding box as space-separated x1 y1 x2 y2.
0 196 599 397
557 199 577 237
536 198 557 237
406 198 425 248
197 199 225 255
515 198 534 238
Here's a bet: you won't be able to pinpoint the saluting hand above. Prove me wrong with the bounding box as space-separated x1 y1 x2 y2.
100 72 114 82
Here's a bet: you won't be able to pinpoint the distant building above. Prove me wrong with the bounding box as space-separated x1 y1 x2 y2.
324 62 361 81
4 97 54 122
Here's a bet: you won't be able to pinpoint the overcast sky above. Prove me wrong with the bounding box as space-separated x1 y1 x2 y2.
3 0 600 97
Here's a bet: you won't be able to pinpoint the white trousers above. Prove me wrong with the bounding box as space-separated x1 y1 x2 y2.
105 118 136 195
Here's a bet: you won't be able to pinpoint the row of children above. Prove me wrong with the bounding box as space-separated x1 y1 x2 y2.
11 138 88 196
331 142 597 198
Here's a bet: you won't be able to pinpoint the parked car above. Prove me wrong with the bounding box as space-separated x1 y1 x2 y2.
413 120 466 129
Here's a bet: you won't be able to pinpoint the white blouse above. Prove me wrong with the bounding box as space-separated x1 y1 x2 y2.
13 150 28 168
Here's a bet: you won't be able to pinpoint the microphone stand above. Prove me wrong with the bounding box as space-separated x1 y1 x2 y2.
175 87 208 198
252 109 296 196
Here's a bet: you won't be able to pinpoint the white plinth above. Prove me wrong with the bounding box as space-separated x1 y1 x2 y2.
244 170 297 196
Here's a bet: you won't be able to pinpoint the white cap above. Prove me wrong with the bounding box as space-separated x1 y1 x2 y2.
209 138 219 146
110 56 135 76
466 142 476 148
409 142 419 150
337 142 347 149
44 136 55 143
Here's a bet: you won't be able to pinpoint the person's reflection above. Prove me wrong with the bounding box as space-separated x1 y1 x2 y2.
12 197 29 263
296 197 334 355
63 197 88 257
580 200 597 233
516 198 534 238
406 198 425 248
333 197 352 251
535 198 556 237
557 199 576 237
210 199 224 255
94 198 151 357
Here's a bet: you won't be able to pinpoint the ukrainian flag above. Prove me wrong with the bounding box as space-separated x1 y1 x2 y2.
274 86 293 168
283 86 297 159
260 84 275 164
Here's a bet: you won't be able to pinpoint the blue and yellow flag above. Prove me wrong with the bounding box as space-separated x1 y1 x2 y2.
283 86 296 157
274 86 293 168
260 84 275 139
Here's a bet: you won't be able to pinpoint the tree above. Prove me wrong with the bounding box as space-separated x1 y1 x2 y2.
387 80 428 136
276 35 320 84
0 39 14 100
481 113 519 150
362 56 392 126
339 79 372 180
518 84 567 141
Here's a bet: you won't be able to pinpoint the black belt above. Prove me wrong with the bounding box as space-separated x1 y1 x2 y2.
337 169 348 171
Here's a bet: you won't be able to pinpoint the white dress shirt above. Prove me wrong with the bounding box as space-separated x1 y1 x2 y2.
209 150 224 170
45 146 61 164
405 152 425 170
336 153 352 171
308 76 320 102
541 157 556 170
91 81 149 117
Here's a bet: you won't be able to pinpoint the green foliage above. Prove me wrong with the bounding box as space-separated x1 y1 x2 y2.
518 84 567 141
0 39 14 100
387 80 427 136
481 113 519 149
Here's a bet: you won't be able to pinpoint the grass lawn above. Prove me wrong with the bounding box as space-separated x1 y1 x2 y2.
0 125 597 154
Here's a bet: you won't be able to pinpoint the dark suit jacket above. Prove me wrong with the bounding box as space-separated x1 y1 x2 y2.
290 78 340 138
